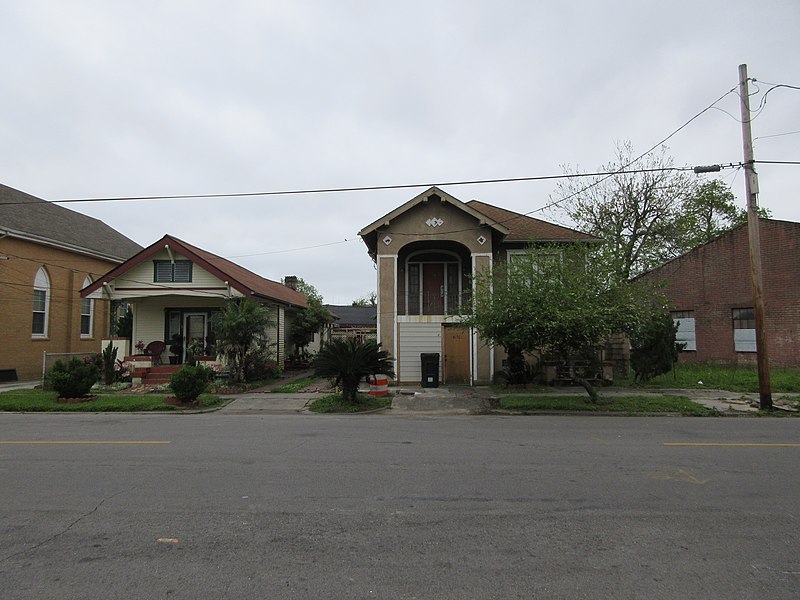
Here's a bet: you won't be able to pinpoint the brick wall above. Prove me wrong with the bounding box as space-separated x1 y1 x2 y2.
639 219 800 367
0 237 119 380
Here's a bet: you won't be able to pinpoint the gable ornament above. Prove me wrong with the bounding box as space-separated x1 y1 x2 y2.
425 217 444 228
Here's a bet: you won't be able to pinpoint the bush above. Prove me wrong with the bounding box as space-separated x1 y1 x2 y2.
244 351 282 382
170 365 212 403
631 313 683 383
46 358 100 398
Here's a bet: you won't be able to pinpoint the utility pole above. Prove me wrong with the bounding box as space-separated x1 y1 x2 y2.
738 63 772 410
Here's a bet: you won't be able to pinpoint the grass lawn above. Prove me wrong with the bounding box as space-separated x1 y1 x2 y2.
308 393 391 413
0 389 224 412
620 363 800 393
499 394 716 416
270 377 317 393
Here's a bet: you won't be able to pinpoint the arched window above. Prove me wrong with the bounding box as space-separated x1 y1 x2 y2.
406 251 462 316
32 267 50 337
80 276 94 337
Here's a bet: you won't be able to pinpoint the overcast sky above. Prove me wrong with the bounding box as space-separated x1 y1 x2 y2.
1 1 798 303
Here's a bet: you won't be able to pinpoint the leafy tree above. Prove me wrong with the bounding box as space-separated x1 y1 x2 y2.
672 179 771 252
211 298 275 383
630 313 683 383
552 142 759 279
351 292 377 307
288 279 333 354
465 244 661 402
313 338 394 403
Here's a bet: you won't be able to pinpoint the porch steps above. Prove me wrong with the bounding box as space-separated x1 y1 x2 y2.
142 365 181 385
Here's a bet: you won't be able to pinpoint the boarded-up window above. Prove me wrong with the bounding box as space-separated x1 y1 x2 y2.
671 310 696 351
732 308 756 352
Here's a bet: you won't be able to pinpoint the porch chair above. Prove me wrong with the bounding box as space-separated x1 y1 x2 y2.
144 341 167 366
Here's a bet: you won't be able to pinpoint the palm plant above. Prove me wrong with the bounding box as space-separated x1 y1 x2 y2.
313 337 394 403
211 298 274 383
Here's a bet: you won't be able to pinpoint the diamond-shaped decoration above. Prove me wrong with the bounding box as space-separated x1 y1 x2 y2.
382 235 393 246
477 235 487 246
425 217 444 228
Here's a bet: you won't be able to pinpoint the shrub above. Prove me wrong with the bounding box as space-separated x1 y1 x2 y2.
169 365 212 403
102 341 119 385
244 351 282 382
313 338 394 403
46 358 100 398
631 313 683 383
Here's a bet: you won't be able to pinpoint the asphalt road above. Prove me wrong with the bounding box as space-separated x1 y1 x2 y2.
1 413 799 599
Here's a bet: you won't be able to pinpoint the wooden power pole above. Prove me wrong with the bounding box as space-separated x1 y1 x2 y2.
738 63 772 410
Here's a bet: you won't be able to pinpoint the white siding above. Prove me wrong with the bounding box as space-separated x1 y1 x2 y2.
132 296 227 348
398 322 441 384
115 249 229 297
674 317 697 351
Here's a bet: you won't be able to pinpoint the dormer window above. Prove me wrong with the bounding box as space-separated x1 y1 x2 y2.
154 260 193 283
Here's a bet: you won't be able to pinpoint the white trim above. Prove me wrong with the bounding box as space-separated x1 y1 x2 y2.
471 252 493 258
0 227 131 263
32 267 50 338
80 276 94 338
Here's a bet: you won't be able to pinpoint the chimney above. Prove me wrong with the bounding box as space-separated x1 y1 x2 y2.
284 276 298 290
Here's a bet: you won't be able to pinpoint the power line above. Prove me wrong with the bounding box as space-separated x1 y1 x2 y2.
0 166 704 207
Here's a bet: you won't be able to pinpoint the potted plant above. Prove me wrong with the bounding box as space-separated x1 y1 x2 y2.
169 334 183 365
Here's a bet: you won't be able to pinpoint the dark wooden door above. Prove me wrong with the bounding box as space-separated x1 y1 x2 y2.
422 264 445 314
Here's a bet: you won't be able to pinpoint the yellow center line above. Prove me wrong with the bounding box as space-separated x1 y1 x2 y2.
664 442 800 447
0 441 171 445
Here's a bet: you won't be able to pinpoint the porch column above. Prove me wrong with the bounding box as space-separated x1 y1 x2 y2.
471 253 493 384
377 254 397 377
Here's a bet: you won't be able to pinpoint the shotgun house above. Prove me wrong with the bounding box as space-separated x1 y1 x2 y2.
81 235 308 375
358 187 595 385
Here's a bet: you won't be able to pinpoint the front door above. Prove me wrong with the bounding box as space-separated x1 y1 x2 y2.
184 313 207 360
422 264 445 315
443 325 470 384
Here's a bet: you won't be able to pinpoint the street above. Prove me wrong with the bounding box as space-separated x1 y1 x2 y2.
1 413 799 599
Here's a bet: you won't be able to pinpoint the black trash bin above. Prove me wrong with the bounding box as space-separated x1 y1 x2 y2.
420 353 440 388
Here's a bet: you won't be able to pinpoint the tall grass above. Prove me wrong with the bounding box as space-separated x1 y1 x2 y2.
625 363 800 393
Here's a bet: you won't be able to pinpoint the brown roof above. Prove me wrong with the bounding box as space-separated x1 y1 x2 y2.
82 234 308 308
0 183 142 261
466 200 596 242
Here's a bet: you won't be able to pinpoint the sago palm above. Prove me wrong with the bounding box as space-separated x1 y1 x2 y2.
313 338 394 403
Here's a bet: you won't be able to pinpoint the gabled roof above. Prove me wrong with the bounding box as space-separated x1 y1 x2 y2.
358 186 510 253
82 234 308 308
465 200 597 243
358 186 595 255
0 183 142 262
325 305 377 327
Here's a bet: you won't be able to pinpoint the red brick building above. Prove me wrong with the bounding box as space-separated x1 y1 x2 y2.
638 218 800 367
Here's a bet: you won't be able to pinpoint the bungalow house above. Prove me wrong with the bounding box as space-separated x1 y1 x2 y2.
0 184 142 381
81 235 308 379
325 305 377 343
358 186 595 385
637 218 800 367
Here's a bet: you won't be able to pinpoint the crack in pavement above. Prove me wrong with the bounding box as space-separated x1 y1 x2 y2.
1 490 125 563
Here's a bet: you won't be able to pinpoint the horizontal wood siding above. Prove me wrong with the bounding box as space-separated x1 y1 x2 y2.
398 322 441 383
116 249 226 294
